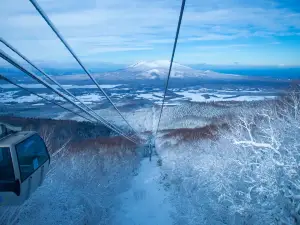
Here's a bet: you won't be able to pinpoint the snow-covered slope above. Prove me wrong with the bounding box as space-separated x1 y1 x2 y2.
128 60 191 71
114 156 174 225
113 60 246 80
124 60 198 79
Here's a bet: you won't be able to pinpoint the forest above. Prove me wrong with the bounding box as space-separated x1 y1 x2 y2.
0 90 300 225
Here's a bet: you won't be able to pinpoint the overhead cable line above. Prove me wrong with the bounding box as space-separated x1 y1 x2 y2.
0 38 138 143
29 0 139 137
155 0 186 135
0 74 94 123
0 50 138 144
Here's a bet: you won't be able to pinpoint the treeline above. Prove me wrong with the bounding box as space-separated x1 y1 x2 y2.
0 116 111 152
0 116 140 225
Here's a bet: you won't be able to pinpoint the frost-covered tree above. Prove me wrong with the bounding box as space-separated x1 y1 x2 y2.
160 91 300 225
0 125 139 225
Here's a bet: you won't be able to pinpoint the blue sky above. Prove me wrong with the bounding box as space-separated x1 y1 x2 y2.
0 0 300 66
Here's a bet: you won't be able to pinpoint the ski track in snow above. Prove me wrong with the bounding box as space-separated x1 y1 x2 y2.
152 106 156 133
113 106 173 225
114 157 174 225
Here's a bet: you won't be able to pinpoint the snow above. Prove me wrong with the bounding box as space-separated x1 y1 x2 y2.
123 60 249 80
175 91 277 102
0 93 65 103
0 84 123 89
137 92 163 101
0 91 103 105
147 69 160 74
75 93 105 103
0 91 19 101
0 89 295 225
1 94 41 103
231 95 277 101
32 103 45 106
62 84 122 89
0 85 278 106
175 92 206 102
98 84 123 89
154 102 179 106
128 60 192 71
115 157 174 225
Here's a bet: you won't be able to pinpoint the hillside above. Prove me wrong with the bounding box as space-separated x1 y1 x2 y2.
0 116 140 225
1 92 300 225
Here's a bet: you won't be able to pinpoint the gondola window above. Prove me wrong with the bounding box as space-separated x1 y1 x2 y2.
15 134 49 181
0 147 15 181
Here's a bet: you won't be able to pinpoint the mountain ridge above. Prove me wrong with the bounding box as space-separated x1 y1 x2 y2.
55 60 254 82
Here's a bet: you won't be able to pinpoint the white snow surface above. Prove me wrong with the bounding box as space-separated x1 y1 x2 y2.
0 91 105 105
175 91 277 102
137 92 163 101
75 93 105 103
32 60 277 81
114 157 174 225
0 84 122 89
119 60 249 80
128 60 191 71
0 93 65 103
124 60 203 80
1 87 277 107
1 93 44 103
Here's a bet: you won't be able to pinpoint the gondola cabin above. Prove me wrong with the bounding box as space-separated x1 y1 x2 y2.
0 130 50 205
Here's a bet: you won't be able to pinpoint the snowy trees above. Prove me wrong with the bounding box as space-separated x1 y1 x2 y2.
223 92 300 224
0 119 139 225
159 91 300 225
0 143 139 225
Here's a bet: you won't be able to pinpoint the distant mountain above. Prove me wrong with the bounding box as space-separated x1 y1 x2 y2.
124 60 197 79
55 60 254 82
2 60 298 83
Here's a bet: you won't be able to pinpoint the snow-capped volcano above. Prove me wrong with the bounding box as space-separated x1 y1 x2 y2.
121 60 207 80
128 60 192 71
55 60 265 82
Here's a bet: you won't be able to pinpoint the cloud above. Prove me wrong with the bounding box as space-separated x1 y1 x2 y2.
188 34 240 41
86 47 153 54
196 44 250 50
0 0 299 65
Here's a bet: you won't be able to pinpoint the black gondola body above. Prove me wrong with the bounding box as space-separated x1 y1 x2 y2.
0 131 50 205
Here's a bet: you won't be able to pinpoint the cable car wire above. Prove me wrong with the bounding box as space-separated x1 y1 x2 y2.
155 0 186 136
29 0 139 137
0 74 94 123
0 38 139 143
0 50 138 144
0 38 105 121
